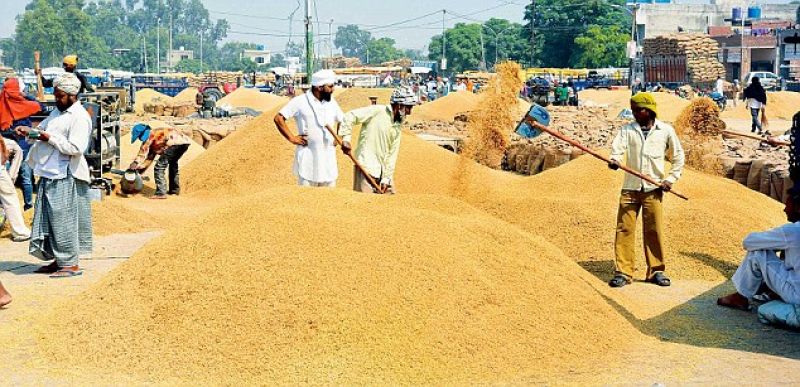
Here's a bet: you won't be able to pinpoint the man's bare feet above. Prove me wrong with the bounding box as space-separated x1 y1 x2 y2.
717 292 750 311
0 281 12 308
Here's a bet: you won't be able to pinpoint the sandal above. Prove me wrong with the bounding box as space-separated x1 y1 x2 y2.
608 275 631 288
49 269 83 278
647 272 671 287
34 262 60 274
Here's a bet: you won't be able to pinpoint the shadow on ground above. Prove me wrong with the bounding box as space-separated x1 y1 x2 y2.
581 251 800 360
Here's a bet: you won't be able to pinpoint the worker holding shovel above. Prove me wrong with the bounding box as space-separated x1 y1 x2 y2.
607 92 685 288
339 87 417 194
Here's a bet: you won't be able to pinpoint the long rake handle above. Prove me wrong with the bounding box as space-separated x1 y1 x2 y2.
324 125 383 193
721 130 789 146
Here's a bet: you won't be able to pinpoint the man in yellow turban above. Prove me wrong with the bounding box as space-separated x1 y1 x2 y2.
606 92 685 288
35 54 94 95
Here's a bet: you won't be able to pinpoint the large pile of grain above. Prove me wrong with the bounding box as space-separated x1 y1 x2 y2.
216 87 287 112
462 62 521 168
643 33 726 83
334 87 394 112
182 100 785 281
675 97 726 137
579 89 690 122
172 87 199 103
37 187 639 384
408 91 482 123
133 89 172 114
721 91 800 121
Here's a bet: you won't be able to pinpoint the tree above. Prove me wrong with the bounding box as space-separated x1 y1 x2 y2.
482 18 528 69
334 24 371 61
402 49 425 61
268 53 286 68
428 23 483 74
522 0 628 67
175 58 202 73
571 25 629 68
285 41 304 59
366 37 400 64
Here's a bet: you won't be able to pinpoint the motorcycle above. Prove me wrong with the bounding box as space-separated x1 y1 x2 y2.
709 91 726 111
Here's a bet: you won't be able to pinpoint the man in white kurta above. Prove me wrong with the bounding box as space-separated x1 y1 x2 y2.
274 70 345 187
718 192 800 310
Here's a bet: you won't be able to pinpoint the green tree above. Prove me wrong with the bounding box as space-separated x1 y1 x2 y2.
571 25 628 68
269 53 286 68
428 23 483 73
522 0 629 67
482 18 528 69
175 58 202 73
334 24 371 61
366 37 400 64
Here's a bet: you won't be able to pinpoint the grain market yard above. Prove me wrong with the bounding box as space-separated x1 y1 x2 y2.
3 85 800 383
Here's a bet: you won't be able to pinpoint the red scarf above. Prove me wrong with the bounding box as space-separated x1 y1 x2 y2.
0 78 41 130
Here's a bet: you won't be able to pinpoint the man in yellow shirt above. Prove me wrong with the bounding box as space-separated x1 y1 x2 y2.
607 92 685 288
339 87 417 194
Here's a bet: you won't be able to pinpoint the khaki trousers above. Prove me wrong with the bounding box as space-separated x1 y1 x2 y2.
614 189 666 280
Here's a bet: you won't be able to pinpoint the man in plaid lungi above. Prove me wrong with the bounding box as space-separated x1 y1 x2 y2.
16 73 92 278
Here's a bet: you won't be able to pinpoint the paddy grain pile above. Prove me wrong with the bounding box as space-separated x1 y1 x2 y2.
462 62 522 168
674 97 726 174
409 91 482 123
216 87 288 112
334 87 394 112
721 91 800 120
37 187 640 384
133 89 172 114
580 89 690 122
172 87 199 103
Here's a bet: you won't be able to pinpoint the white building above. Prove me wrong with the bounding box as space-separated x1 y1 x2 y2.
242 49 271 65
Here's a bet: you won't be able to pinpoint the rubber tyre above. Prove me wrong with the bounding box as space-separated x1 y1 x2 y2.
204 88 224 102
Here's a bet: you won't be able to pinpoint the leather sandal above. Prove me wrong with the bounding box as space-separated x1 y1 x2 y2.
608 275 631 288
647 272 671 287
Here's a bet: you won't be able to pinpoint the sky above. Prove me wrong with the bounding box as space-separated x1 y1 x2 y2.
0 0 530 52
1 0 797 53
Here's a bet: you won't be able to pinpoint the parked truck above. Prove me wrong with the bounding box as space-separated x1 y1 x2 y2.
642 55 688 88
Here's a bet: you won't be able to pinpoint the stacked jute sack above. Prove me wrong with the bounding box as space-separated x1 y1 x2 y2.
503 107 625 175
643 33 726 83
188 71 244 87
721 157 793 202
142 98 197 118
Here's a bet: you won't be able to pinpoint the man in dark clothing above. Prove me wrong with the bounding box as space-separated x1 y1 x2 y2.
35 55 94 95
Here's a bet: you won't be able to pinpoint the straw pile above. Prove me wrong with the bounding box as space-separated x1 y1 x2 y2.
643 34 726 83
37 187 639 384
216 88 288 112
462 62 521 169
408 91 482 123
674 97 726 137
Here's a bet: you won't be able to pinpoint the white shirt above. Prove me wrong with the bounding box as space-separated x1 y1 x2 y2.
743 223 800 273
748 98 764 110
27 102 92 182
715 79 724 94
278 91 344 183
455 83 467 91
609 119 685 192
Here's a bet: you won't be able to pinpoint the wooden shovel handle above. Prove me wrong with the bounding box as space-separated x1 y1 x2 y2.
721 130 789 146
532 122 689 201
324 125 383 193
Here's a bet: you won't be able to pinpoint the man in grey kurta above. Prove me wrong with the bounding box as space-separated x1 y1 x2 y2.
16 73 92 278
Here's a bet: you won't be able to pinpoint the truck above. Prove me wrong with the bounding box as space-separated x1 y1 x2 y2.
585 71 612 89
642 55 688 88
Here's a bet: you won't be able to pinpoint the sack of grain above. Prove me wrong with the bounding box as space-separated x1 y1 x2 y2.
760 163 776 196
733 159 752 185
506 147 520 171
570 148 584 160
770 170 786 202
719 156 738 179
516 154 531 174
527 150 546 175
747 159 765 191
783 174 794 203
153 104 165 116
542 148 570 170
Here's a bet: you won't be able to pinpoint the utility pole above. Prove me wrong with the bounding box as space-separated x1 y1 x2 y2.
156 18 161 74
441 10 447 73
143 33 148 73
329 19 334 61
479 27 486 71
305 0 314 82
200 31 204 73
169 1 173 72
530 0 535 67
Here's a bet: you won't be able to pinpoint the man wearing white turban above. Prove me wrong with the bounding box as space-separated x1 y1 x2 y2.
15 72 93 278
274 69 346 187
